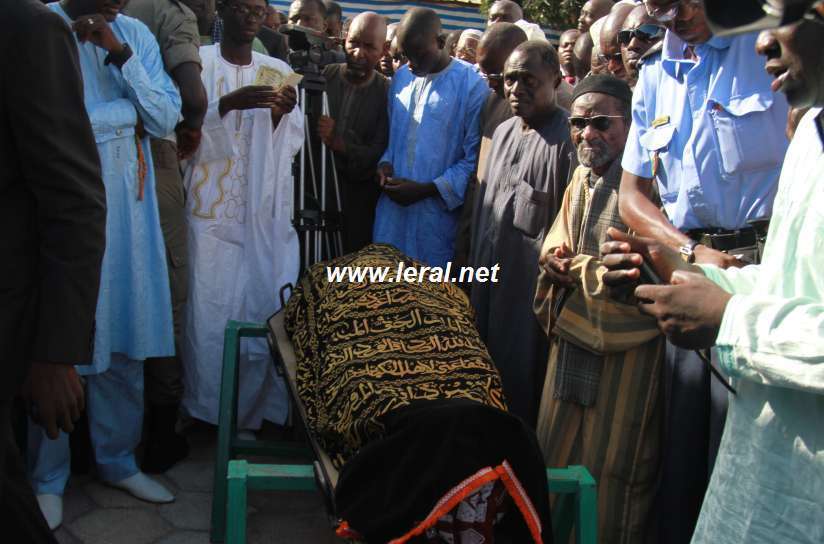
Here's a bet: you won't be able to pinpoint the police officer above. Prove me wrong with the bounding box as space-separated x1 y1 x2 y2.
617 1 790 542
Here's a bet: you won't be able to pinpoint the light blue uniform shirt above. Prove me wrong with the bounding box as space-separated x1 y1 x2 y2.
50 4 181 372
622 31 789 230
692 109 824 544
374 60 487 267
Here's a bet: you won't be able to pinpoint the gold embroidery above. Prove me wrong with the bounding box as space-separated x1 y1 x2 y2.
190 164 211 218
191 159 232 219
207 159 232 219
286 245 507 468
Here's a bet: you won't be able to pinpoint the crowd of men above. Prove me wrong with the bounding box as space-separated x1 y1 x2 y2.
1 0 822 542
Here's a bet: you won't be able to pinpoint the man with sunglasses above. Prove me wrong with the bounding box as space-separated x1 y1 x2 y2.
618 0 790 542
534 73 663 544
601 1 824 542
598 2 636 82
618 5 665 87
469 40 576 426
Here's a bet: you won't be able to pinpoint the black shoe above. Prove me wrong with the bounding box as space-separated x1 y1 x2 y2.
142 403 190 474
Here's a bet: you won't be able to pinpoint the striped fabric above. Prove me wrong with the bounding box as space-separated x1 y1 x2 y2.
534 164 666 542
537 336 664 543
268 0 562 41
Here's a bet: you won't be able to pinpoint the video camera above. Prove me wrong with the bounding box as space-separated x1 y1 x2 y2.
279 24 346 74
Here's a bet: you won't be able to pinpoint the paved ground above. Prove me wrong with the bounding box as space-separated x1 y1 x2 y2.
53 423 344 544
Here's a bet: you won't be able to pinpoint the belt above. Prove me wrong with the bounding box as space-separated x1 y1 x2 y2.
687 226 759 252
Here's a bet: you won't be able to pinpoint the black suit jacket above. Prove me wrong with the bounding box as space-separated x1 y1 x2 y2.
0 0 106 400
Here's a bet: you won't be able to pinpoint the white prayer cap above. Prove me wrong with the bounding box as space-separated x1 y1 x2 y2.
460 29 483 42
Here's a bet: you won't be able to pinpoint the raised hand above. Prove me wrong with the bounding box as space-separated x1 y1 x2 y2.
218 85 281 117
635 270 731 350
600 228 696 287
539 241 576 288
72 14 123 53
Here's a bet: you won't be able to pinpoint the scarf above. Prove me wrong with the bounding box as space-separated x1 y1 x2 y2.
553 161 625 406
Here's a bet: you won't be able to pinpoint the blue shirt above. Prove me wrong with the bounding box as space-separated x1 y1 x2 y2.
622 31 789 230
692 108 824 544
374 60 487 267
50 4 181 372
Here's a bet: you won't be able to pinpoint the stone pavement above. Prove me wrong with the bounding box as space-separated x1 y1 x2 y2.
53 423 344 544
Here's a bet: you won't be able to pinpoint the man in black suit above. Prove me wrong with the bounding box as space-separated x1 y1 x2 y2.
0 0 106 539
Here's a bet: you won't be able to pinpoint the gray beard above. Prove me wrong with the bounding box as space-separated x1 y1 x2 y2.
577 139 616 169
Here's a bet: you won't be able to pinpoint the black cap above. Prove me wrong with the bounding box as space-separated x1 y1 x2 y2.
572 74 633 107
705 0 816 36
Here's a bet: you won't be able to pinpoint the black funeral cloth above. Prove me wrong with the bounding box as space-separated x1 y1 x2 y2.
284 244 507 468
334 399 553 543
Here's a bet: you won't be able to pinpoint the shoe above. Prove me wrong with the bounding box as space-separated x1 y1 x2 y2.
142 403 189 474
36 494 62 530
109 472 175 503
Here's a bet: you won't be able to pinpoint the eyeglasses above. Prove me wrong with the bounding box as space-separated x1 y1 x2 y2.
480 72 503 83
227 2 267 20
597 52 623 64
617 24 666 46
569 115 625 131
643 0 699 23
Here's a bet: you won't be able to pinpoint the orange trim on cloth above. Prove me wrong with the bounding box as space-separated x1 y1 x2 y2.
339 460 543 544
335 520 362 540
136 134 147 201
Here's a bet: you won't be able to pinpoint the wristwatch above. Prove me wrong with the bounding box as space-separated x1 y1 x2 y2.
679 240 700 263
104 43 133 68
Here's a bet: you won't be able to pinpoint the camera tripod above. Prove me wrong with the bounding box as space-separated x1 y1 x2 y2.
293 70 345 273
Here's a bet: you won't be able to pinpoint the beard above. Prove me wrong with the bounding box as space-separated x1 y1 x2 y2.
345 57 371 80
577 138 616 169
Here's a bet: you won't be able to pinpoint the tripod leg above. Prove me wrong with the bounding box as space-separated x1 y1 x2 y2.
299 87 309 272
303 118 321 265
322 92 344 258
320 96 331 261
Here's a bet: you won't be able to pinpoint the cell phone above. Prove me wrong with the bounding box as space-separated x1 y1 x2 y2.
638 259 663 285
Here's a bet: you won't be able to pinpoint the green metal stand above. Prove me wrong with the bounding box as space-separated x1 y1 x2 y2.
212 321 598 544
225 459 597 544
210 321 313 543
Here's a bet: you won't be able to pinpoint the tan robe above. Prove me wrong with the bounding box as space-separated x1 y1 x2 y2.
534 165 665 543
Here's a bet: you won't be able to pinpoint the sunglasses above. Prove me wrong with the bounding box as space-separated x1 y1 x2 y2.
643 0 699 23
617 24 666 46
480 72 503 83
569 115 625 131
597 51 623 64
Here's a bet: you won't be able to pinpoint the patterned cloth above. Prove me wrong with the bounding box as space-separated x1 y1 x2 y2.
534 162 665 542
549 161 627 406
285 244 507 467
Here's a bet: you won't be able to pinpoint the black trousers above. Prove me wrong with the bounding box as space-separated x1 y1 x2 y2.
0 399 56 543
654 343 729 544
144 139 187 407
